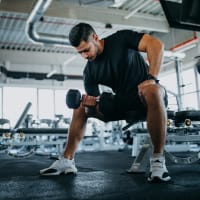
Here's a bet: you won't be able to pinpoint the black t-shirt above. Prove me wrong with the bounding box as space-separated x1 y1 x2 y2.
83 30 149 97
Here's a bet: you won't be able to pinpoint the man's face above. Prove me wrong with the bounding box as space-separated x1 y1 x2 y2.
75 34 99 61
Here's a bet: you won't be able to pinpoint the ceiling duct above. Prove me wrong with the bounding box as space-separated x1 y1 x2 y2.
25 0 71 46
160 0 200 31
0 66 83 81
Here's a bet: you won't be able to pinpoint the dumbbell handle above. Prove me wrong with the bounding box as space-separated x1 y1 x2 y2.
66 89 112 109
82 94 100 107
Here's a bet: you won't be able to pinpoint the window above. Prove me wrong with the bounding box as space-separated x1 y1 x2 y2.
160 67 198 110
182 68 198 109
38 89 54 119
160 73 178 110
3 87 37 127
55 89 73 118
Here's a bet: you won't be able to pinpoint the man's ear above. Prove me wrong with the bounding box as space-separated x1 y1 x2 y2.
92 33 98 41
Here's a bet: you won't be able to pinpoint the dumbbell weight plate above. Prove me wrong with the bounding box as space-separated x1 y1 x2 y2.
66 89 81 109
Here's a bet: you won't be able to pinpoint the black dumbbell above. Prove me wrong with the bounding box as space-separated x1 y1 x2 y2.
66 89 82 109
66 89 101 109
66 89 114 110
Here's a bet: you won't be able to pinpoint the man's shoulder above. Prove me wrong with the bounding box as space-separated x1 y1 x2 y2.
105 29 134 38
105 30 142 43
115 29 138 36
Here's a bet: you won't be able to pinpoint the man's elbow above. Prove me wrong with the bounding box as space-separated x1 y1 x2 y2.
158 39 164 52
152 37 164 53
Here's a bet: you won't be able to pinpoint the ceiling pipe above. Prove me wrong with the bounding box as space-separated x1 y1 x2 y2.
25 0 71 46
0 66 83 81
124 0 151 19
46 69 57 78
169 32 198 52
164 50 186 59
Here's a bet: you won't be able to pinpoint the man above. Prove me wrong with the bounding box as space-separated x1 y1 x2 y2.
40 23 171 182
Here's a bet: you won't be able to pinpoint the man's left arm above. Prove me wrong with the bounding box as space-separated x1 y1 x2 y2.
138 34 164 78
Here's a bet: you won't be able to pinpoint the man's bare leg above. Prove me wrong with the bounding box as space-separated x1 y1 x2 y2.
141 84 167 154
64 104 88 160
64 104 105 160
39 105 87 176
39 103 105 175
141 84 171 182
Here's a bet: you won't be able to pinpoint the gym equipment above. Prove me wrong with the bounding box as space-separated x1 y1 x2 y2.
0 102 71 157
0 103 32 155
0 102 61 158
66 89 82 109
166 110 200 164
66 89 100 109
13 102 32 130
24 114 33 128
2 126 69 157
127 109 200 173
66 89 114 112
6 102 33 157
122 130 133 145
0 118 11 152
54 115 70 128
174 110 200 127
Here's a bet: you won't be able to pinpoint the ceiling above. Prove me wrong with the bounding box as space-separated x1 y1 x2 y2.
0 0 168 52
0 0 193 86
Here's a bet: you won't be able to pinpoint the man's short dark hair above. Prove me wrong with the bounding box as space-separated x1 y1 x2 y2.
69 23 96 47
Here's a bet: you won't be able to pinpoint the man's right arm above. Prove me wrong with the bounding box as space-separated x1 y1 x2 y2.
83 67 100 97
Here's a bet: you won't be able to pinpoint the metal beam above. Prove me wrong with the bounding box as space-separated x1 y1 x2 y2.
0 0 169 33
48 2 169 33
124 0 151 19
175 58 184 110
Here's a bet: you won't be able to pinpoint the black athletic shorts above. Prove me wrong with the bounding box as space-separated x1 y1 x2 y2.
103 85 168 122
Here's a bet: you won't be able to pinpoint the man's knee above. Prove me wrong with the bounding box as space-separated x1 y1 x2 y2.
142 85 166 106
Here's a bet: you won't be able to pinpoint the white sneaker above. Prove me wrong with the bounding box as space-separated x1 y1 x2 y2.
40 158 78 176
148 156 171 182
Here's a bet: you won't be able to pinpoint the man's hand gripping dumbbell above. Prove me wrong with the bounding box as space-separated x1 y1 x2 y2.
66 89 114 117
66 89 99 109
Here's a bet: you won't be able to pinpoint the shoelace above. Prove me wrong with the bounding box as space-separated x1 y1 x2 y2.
151 159 164 169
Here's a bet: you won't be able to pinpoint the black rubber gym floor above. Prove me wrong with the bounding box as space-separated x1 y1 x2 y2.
0 150 200 200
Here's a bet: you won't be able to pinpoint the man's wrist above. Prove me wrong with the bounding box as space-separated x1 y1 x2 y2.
147 74 159 83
